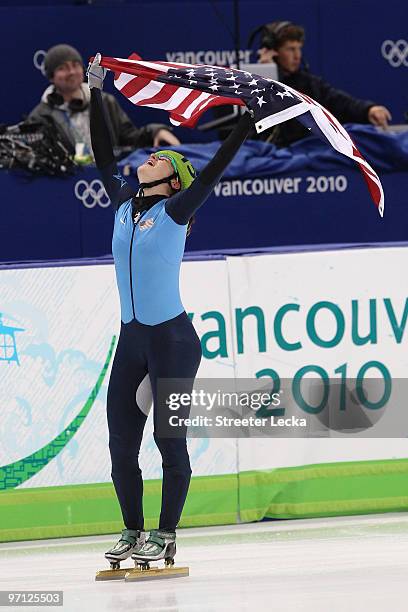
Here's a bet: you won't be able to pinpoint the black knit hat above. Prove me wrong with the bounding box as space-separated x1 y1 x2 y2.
44 44 83 79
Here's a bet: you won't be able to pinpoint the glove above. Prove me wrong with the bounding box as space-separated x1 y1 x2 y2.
86 53 107 90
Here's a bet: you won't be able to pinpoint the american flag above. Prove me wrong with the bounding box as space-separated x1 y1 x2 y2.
98 54 384 216
139 218 154 230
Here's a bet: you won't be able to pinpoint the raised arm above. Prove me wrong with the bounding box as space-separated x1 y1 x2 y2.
88 54 134 210
165 112 252 224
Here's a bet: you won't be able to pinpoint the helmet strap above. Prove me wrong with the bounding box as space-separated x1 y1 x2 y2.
137 172 178 198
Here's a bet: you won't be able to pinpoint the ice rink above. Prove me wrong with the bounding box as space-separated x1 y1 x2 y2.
1 514 408 612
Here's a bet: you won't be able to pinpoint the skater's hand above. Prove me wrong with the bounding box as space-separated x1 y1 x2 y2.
368 105 392 129
87 53 107 90
153 129 180 147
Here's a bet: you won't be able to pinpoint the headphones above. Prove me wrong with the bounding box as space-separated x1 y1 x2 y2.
46 88 89 112
247 20 309 71
247 21 294 52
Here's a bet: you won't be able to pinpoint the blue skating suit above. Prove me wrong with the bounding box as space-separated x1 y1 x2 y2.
113 197 187 325
90 87 251 532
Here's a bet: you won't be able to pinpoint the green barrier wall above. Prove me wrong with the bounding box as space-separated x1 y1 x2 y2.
0 473 238 542
2 458 408 542
239 458 408 521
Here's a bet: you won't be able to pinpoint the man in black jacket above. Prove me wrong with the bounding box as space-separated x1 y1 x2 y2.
29 44 179 159
255 22 391 147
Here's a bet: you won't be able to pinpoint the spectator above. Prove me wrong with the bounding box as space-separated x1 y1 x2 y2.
28 44 179 159
255 21 391 147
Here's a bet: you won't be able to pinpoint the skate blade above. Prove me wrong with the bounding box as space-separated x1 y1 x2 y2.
125 566 189 581
95 567 133 581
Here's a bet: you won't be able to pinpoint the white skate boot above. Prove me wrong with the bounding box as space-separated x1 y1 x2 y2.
96 529 145 580
125 530 189 581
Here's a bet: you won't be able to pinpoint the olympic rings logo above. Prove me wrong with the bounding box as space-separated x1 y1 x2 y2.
33 49 46 75
381 40 408 68
74 180 111 208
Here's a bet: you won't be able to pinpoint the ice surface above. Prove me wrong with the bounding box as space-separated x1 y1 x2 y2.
1 515 408 612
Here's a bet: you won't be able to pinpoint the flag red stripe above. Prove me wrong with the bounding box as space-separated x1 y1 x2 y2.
352 146 377 178
159 61 195 69
359 166 381 209
136 82 182 106
194 94 238 115
170 96 246 128
120 76 152 99
296 91 314 105
169 88 209 116
194 95 218 114
102 57 165 81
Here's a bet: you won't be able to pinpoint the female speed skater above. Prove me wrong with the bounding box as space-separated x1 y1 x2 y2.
88 53 253 570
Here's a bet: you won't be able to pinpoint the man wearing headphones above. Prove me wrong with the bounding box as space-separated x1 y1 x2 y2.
28 44 179 160
252 21 391 147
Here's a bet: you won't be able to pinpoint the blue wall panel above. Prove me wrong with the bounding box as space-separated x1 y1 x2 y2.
0 0 405 130
319 0 408 123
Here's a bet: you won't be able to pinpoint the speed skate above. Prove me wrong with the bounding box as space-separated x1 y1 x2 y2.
95 557 189 581
95 528 189 581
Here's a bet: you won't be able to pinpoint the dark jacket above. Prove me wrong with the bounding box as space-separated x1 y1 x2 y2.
216 67 377 148
269 68 376 147
28 85 168 154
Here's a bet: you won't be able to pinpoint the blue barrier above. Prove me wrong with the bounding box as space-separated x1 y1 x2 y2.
1 147 407 263
120 125 408 175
